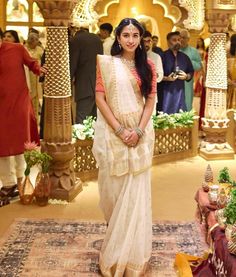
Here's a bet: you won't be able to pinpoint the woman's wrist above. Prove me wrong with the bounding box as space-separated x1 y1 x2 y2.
115 125 124 136
135 127 144 138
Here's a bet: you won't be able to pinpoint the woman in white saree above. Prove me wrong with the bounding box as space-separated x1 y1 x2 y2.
92 18 157 276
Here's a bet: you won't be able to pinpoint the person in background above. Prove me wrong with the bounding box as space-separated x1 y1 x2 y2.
25 32 44 124
226 32 231 56
0 34 46 207
69 25 103 123
2 29 30 200
143 31 163 113
180 29 202 111
93 18 156 275
194 37 207 119
99 23 114 55
152 35 163 56
3 30 20 43
227 34 236 109
160 31 194 114
143 31 163 83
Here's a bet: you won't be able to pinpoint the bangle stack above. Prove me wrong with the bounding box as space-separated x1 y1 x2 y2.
115 125 124 136
135 127 144 138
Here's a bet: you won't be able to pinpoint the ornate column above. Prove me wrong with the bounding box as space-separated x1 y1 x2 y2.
0 0 6 30
199 0 236 160
35 0 82 201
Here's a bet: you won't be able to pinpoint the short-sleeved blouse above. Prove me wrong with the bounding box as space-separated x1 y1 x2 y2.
96 58 157 95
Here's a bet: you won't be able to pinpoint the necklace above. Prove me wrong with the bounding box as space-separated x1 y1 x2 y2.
120 57 135 70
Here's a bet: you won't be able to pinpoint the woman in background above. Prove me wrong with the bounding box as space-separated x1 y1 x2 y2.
93 18 156 276
3 30 20 43
25 32 44 123
227 34 236 109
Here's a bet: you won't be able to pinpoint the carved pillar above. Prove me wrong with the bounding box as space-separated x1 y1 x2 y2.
35 0 82 201
199 1 236 160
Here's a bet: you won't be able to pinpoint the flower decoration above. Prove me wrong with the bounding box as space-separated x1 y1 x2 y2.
72 116 96 140
152 110 195 130
23 141 52 176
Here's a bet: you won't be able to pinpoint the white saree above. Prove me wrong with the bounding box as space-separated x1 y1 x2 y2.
92 55 154 276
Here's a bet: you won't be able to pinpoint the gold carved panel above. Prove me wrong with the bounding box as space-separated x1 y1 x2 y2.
213 0 236 9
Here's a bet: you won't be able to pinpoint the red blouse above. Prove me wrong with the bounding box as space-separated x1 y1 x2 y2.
96 58 157 95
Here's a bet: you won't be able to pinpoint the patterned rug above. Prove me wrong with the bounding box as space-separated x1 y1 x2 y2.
0 219 206 277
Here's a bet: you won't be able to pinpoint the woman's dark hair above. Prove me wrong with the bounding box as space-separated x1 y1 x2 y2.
111 18 153 98
0 28 3 39
3 30 20 43
230 34 236 56
196 38 205 50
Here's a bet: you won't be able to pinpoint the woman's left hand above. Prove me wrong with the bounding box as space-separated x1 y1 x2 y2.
124 130 139 147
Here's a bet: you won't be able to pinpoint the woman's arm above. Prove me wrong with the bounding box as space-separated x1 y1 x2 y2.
96 92 131 142
138 95 156 130
125 95 155 147
96 92 121 130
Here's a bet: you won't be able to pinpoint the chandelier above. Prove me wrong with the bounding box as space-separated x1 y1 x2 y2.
178 0 205 30
72 0 99 27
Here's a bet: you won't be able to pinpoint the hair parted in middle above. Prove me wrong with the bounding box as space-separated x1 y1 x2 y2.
111 18 153 98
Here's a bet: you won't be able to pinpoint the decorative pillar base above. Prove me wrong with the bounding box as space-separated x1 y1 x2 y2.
50 178 82 201
199 118 234 160
41 142 83 201
199 148 234 161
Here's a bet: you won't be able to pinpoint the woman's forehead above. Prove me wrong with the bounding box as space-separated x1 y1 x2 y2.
121 25 139 34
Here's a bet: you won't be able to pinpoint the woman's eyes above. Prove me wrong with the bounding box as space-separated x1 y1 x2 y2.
122 34 139 38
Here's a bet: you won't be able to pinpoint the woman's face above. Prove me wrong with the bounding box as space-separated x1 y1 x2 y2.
197 38 203 47
3 32 16 43
118 24 141 54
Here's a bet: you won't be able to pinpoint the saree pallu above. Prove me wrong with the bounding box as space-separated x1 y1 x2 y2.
93 55 154 276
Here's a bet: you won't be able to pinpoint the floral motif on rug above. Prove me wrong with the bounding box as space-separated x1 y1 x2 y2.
0 219 206 277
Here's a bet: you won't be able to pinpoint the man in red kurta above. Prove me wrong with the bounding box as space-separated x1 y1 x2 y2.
0 36 44 203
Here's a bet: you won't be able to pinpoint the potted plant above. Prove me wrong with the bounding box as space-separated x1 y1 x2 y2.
218 167 233 195
224 189 236 240
19 142 41 204
34 152 52 206
72 116 95 144
152 110 195 130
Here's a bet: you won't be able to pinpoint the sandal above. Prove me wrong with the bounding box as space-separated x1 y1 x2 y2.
0 196 10 207
0 184 18 198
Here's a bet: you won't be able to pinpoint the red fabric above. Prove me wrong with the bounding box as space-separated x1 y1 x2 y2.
192 227 236 276
194 188 236 276
96 58 157 94
0 42 40 157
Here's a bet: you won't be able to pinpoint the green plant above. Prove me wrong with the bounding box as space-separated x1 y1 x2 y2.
224 189 236 225
72 116 96 140
152 110 195 130
24 142 52 175
39 152 52 173
218 167 232 183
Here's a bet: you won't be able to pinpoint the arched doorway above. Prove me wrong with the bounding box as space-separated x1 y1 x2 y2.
94 0 181 49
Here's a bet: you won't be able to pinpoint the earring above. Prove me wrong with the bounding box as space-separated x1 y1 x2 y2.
139 44 142 49
118 43 121 50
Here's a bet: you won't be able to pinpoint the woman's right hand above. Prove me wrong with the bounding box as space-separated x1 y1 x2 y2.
119 129 132 144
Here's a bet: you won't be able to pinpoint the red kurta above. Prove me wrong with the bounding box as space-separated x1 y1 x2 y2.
0 42 40 157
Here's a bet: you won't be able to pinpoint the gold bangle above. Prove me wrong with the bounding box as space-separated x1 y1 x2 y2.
115 125 124 136
209 223 219 234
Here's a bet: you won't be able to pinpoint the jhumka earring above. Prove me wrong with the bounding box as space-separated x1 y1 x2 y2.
139 44 142 49
118 43 122 50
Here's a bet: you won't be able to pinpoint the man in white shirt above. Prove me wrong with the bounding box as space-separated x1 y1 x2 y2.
143 31 163 83
99 23 114 55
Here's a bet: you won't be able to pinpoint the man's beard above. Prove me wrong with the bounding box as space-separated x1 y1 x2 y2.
172 43 181 51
